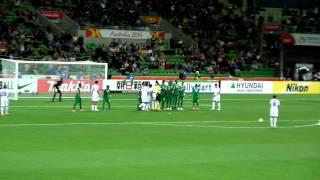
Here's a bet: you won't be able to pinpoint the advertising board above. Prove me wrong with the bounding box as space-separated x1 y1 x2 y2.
273 81 320 94
221 81 273 94
37 79 103 94
104 80 219 93
0 78 37 93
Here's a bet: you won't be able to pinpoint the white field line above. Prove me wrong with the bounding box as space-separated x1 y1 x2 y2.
132 120 318 123
148 123 319 129
0 122 152 127
9 105 138 108
0 120 318 129
9 105 219 108
288 100 320 105
8 103 320 108
8 104 242 108
16 98 320 101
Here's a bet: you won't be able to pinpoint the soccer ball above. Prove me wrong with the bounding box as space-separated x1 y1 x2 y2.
258 118 264 122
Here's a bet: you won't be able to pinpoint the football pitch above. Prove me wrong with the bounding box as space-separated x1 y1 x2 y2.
0 94 319 180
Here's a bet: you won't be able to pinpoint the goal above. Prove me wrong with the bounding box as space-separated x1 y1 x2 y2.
0 58 108 100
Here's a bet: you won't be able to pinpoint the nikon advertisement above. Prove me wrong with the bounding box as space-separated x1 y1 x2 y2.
273 81 320 94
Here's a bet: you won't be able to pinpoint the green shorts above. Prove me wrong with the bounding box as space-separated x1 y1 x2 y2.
192 98 199 103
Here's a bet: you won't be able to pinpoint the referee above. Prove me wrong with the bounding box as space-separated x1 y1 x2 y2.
52 78 63 102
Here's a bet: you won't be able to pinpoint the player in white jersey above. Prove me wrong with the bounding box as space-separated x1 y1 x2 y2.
211 83 221 111
139 82 149 111
0 84 10 116
270 95 280 128
91 81 100 111
147 84 154 111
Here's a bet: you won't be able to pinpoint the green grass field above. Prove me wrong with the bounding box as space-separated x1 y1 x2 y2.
0 94 319 180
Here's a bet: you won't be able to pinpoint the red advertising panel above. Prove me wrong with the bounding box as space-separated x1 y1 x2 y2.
37 79 103 94
142 16 162 25
263 23 282 31
150 31 166 41
0 40 7 52
0 8 7 14
40 11 64 20
85 28 102 38
280 32 295 45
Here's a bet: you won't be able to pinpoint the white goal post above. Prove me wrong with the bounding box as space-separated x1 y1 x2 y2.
0 58 108 100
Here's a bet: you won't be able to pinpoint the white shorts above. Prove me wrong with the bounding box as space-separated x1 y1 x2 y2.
1 98 9 107
152 93 157 100
91 95 100 102
141 96 148 103
270 110 279 117
213 96 220 102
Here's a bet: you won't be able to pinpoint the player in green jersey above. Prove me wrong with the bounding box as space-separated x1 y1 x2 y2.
137 87 142 110
160 81 167 110
172 80 179 110
177 82 185 110
102 85 111 110
166 81 174 110
194 71 201 80
72 83 84 112
192 84 200 110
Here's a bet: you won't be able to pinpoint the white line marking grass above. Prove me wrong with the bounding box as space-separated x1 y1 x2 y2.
14 105 217 108
0 120 318 129
17 98 320 101
149 122 319 129
10 105 137 108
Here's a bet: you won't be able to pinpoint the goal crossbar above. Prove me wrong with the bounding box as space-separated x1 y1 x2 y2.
1 58 108 66
1 58 108 100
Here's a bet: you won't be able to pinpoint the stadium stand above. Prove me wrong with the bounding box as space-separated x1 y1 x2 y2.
148 0 266 77
29 0 145 28
282 7 320 33
0 0 319 79
0 1 87 61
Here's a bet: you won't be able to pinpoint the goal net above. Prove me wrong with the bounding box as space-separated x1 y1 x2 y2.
0 58 108 100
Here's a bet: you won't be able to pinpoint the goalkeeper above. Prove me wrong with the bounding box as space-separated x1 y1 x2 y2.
52 78 63 102
102 85 111 110
72 83 84 112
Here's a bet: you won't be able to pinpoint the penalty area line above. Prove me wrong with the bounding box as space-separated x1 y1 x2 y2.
148 122 320 129
0 122 154 127
10 105 137 108
0 120 319 129
17 98 320 101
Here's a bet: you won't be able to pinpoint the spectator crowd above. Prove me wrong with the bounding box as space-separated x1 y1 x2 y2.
282 7 320 33
0 0 319 78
